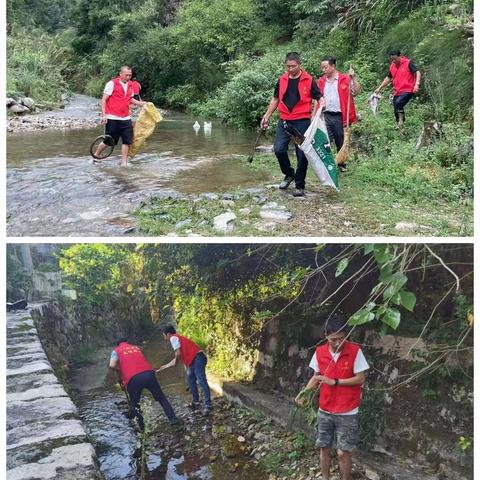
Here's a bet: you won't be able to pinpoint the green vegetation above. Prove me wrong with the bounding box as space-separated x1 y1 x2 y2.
6 1 473 228
7 0 473 124
53 243 472 385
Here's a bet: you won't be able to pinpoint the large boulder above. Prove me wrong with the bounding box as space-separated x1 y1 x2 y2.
9 104 30 114
21 97 35 110
6 98 17 108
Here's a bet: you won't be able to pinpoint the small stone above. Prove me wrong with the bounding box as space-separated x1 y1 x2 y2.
202 192 219 201
259 210 292 222
221 200 236 208
213 212 236 233
394 222 418 232
365 468 380 480
237 435 246 443
175 219 192 230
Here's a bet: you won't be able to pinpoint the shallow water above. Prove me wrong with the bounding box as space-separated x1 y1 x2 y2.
68 332 268 480
7 100 271 236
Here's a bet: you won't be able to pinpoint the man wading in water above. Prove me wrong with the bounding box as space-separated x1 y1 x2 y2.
93 65 145 166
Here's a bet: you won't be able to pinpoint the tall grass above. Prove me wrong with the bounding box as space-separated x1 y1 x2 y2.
7 29 72 105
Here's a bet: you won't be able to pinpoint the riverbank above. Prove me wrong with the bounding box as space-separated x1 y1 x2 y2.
134 153 473 237
6 94 171 133
6 96 472 237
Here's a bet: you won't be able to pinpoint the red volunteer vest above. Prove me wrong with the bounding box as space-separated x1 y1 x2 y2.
132 80 141 95
315 341 362 413
114 342 153 386
106 77 133 117
277 70 314 120
173 334 201 367
318 73 357 127
389 57 416 96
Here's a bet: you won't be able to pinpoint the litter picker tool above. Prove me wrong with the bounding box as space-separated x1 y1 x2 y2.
247 127 266 163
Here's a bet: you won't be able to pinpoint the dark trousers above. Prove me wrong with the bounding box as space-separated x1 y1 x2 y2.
274 118 311 189
393 93 413 122
127 370 177 429
324 111 344 152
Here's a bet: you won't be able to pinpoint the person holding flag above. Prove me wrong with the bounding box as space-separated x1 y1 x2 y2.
261 52 325 197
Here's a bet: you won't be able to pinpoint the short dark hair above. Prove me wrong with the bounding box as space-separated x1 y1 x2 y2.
162 325 176 335
116 337 128 346
388 50 401 57
285 51 301 63
324 316 347 336
321 56 336 66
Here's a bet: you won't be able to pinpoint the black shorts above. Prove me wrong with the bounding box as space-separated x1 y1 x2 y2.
105 119 134 145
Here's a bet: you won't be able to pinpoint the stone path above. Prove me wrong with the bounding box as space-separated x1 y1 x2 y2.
6 309 101 480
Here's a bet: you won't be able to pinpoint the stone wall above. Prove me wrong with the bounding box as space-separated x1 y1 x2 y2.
6 307 102 479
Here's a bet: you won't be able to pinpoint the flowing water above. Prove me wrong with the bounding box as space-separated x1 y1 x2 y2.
68 331 267 480
7 96 270 236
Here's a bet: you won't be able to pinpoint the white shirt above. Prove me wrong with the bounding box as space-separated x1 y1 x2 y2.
169 335 181 351
103 80 132 120
309 347 369 415
323 74 341 112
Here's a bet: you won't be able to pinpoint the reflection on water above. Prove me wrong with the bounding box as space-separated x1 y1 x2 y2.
7 112 271 236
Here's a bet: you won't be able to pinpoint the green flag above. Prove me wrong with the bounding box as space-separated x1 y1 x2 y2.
299 108 339 191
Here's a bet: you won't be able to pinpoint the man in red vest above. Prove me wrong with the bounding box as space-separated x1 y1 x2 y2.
109 338 180 431
297 318 369 480
318 57 361 172
261 52 325 197
157 326 212 416
93 65 145 166
375 50 421 128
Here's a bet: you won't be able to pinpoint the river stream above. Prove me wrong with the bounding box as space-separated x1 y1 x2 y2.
68 331 267 480
7 96 270 236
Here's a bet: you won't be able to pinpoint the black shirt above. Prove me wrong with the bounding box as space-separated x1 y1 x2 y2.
387 62 418 78
274 76 322 112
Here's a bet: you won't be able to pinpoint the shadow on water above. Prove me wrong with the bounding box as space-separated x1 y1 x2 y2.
68 331 267 480
7 110 271 236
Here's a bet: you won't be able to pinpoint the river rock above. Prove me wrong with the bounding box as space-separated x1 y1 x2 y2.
201 192 219 201
221 200 235 208
394 222 418 232
213 212 236 233
7 97 17 107
21 97 35 110
175 219 192 230
255 144 274 153
365 468 381 480
9 104 30 114
259 210 292 223
238 208 251 215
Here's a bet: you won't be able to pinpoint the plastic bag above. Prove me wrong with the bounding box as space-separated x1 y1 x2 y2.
129 102 162 158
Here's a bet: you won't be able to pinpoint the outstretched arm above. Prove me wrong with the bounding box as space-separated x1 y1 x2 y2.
375 76 391 94
156 349 181 372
